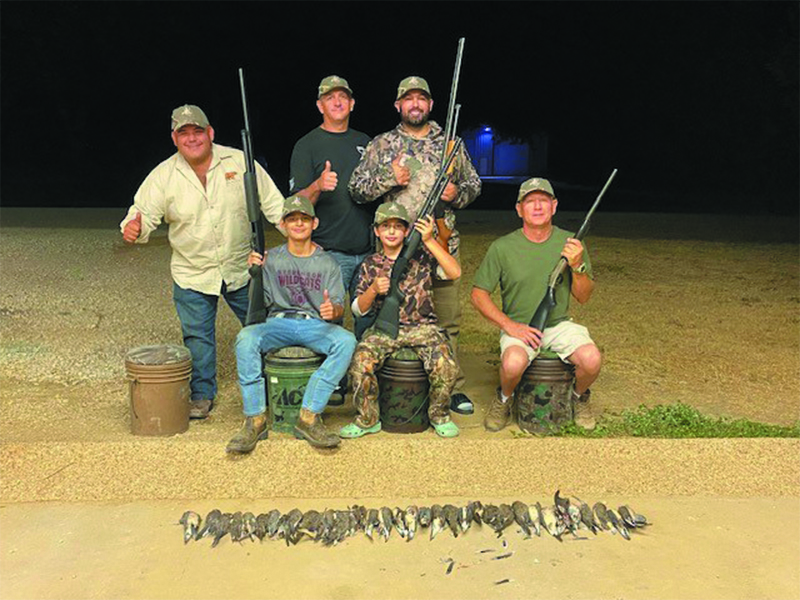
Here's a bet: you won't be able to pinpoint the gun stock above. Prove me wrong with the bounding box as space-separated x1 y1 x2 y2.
239 68 267 326
528 169 618 331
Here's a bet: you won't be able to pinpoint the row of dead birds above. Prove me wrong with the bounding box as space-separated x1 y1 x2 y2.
179 491 649 547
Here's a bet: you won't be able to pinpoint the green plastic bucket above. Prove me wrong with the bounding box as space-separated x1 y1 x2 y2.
264 346 324 433
377 347 430 433
514 349 575 435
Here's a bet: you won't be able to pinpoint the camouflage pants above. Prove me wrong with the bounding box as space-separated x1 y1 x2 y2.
348 323 458 428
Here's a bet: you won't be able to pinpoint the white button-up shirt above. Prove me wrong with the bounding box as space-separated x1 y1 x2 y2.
120 144 284 295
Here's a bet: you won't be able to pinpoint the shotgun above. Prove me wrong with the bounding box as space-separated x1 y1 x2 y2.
239 68 267 326
528 169 618 332
372 38 466 339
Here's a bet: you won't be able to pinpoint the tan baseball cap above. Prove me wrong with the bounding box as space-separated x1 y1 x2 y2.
374 202 410 225
517 177 556 202
171 105 209 131
318 75 353 98
396 76 431 101
281 195 316 219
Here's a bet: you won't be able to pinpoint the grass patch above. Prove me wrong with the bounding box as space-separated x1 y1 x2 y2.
514 402 800 438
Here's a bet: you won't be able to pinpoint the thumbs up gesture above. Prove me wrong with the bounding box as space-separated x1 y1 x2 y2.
318 160 338 192
122 211 142 244
320 289 336 321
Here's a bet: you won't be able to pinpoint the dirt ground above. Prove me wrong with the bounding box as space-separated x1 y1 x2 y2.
1 208 799 600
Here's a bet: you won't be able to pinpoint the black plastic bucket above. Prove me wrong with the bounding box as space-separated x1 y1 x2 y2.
377 348 430 433
514 350 575 434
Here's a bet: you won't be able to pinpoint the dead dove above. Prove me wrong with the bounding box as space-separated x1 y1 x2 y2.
179 510 201 544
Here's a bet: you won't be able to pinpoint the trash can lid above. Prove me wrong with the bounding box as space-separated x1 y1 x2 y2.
268 346 321 359
125 344 192 366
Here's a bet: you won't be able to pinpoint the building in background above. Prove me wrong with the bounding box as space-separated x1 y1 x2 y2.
461 126 548 181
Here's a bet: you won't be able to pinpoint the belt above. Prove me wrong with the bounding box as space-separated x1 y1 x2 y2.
273 311 313 320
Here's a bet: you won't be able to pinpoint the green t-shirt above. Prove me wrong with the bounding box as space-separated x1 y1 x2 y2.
472 226 593 327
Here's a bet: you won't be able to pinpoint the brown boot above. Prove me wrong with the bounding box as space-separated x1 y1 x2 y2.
226 414 268 454
484 387 512 432
573 389 596 430
294 413 340 448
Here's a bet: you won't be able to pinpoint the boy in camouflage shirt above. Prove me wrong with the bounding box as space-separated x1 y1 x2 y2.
339 202 461 439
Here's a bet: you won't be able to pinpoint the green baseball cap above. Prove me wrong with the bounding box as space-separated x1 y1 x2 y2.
517 177 556 202
281 195 316 219
374 202 410 225
318 75 353 98
396 76 431 101
171 104 209 131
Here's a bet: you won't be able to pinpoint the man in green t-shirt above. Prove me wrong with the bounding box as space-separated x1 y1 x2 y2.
471 177 602 432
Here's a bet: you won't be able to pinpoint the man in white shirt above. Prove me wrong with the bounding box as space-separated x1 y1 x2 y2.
120 104 285 419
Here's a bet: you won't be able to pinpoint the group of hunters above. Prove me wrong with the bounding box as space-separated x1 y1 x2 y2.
120 74 603 453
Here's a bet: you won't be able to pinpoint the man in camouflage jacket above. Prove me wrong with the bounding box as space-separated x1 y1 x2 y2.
348 75 482 415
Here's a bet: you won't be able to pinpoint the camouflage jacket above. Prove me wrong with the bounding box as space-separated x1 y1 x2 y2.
355 250 437 326
348 121 482 275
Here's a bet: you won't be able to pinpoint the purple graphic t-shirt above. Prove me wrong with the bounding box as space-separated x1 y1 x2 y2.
262 244 345 320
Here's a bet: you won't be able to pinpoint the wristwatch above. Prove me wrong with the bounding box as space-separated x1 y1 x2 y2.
571 262 587 274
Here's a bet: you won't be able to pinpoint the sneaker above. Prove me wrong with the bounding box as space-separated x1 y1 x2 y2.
225 415 268 454
294 414 341 448
338 421 382 439
432 420 460 438
189 399 213 419
573 389 596 430
449 392 475 415
484 387 511 432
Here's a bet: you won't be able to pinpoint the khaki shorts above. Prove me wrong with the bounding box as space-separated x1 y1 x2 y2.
500 320 594 364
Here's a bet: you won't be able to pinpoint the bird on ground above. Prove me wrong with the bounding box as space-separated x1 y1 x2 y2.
229 512 245 543
179 511 201 544
197 509 222 540
393 507 409 539
511 501 533 538
378 507 394 542
468 500 484 525
365 508 380 541
404 506 419 541
295 510 322 543
618 505 649 528
265 509 282 539
254 513 270 541
540 505 565 542
573 497 599 534
606 508 631 540
443 504 461 538
430 505 446 540
278 509 303 546
418 506 432 528
211 513 232 548
528 503 542 537
593 502 612 532
243 512 258 542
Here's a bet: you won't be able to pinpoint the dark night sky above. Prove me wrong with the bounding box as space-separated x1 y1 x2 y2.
1 1 798 215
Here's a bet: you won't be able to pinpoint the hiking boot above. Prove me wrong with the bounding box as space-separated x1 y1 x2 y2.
573 389 596 430
189 399 213 419
484 387 511 432
225 415 268 454
294 414 341 448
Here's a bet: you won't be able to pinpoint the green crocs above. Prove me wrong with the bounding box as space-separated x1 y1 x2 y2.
432 420 460 438
338 421 382 439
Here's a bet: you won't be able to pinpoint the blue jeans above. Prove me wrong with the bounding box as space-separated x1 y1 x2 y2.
173 282 249 401
235 318 357 416
327 249 371 340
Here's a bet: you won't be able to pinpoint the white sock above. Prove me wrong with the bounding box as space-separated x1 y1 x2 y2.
500 392 510 403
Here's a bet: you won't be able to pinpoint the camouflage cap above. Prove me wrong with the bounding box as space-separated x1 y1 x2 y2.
396 76 431 101
374 202 410 225
171 105 209 131
281 195 316 219
517 177 556 202
318 75 353 98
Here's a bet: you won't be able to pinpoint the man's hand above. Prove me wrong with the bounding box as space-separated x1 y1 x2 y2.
320 289 336 321
503 321 543 349
414 215 435 243
371 276 390 296
247 251 265 267
317 160 338 192
561 238 585 269
391 156 411 187
440 181 458 203
122 212 142 244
